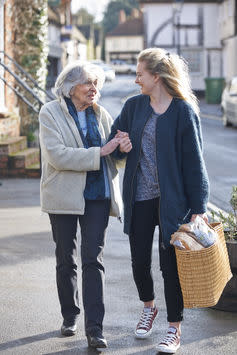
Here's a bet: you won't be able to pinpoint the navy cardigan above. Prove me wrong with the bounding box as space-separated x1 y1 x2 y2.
109 95 210 248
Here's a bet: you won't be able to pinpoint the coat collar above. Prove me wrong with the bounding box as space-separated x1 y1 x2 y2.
141 94 176 118
59 96 101 119
57 97 104 146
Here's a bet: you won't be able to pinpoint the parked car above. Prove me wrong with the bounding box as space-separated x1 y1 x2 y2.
110 60 136 74
102 63 116 82
221 76 237 127
90 60 115 82
127 62 137 74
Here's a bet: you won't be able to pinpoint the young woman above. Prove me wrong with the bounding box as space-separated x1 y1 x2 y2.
110 48 209 353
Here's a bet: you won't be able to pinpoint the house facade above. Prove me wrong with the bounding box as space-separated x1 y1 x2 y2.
77 24 103 61
50 0 87 71
105 9 144 64
47 6 63 89
139 0 223 91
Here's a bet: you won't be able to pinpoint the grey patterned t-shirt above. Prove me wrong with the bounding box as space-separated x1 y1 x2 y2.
135 112 160 201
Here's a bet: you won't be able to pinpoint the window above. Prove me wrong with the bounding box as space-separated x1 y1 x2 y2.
181 49 202 73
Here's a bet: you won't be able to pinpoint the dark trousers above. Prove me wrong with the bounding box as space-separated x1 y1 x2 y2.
129 198 184 322
49 199 110 335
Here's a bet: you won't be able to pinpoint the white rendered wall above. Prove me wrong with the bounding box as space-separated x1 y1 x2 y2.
203 4 221 48
106 36 143 52
219 0 235 40
78 43 87 61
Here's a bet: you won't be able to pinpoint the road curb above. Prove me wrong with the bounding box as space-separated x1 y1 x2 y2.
207 201 228 219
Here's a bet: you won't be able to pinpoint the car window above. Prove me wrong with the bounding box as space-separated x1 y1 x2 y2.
229 77 237 94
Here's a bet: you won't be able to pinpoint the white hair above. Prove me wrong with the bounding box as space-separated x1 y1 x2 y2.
53 61 105 100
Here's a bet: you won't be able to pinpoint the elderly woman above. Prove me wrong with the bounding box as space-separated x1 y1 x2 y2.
39 61 123 349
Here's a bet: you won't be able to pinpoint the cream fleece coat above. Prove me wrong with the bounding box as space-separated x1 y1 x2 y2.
39 97 123 218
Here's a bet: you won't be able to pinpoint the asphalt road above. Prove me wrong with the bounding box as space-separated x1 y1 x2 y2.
202 117 237 212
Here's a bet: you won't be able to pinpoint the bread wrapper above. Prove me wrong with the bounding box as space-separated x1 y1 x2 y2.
171 216 218 250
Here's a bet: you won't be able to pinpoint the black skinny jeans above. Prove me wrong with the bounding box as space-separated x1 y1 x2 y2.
49 199 110 335
129 198 184 322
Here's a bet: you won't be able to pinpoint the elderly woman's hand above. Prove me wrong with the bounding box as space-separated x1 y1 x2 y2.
100 137 120 157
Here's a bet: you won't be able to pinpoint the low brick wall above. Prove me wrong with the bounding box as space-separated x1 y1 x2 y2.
0 113 20 139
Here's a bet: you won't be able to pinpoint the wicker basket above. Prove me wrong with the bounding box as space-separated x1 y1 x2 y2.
175 222 232 308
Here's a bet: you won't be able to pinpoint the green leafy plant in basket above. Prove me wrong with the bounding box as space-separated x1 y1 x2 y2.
211 185 237 241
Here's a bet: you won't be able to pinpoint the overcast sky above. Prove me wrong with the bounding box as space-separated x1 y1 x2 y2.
71 0 110 22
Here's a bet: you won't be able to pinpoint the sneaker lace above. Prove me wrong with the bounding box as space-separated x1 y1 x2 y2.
137 309 155 329
161 332 178 345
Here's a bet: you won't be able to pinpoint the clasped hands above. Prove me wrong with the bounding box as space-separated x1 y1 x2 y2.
100 130 132 157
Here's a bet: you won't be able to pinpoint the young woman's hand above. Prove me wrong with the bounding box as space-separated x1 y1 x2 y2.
115 130 132 153
191 213 208 223
115 129 128 139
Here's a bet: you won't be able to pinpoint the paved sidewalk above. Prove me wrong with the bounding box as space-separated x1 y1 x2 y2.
0 178 237 354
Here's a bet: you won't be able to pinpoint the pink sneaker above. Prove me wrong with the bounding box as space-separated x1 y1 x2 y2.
156 326 180 353
135 306 158 339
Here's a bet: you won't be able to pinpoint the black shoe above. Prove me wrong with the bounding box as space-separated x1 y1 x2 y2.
87 334 107 348
61 320 77 336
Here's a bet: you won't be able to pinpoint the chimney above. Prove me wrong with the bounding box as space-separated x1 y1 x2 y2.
119 9 126 24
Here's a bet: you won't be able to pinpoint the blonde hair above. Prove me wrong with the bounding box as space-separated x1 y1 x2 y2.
53 61 105 100
137 48 199 115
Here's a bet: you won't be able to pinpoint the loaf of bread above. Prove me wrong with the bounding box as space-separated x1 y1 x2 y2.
170 231 204 251
178 223 192 233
